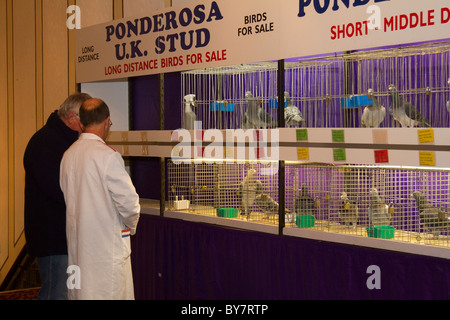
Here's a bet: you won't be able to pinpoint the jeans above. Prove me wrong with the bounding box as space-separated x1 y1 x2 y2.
37 255 68 300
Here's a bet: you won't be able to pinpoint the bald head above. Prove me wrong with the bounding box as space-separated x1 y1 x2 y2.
79 98 110 128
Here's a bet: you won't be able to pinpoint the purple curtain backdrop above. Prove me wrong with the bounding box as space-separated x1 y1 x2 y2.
131 214 450 300
131 72 181 200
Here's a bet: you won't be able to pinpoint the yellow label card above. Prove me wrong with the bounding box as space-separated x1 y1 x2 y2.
419 151 435 166
297 147 309 160
418 128 434 144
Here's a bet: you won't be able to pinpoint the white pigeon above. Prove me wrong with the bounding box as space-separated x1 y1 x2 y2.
284 91 304 127
388 84 430 128
238 169 263 219
361 94 385 128
183 94 197 130
368 188 392 226
338 191 360 228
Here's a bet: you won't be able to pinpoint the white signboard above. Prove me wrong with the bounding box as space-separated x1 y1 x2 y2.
75 0 450 83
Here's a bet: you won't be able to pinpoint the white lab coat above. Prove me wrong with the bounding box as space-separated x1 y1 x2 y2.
60 133 140 300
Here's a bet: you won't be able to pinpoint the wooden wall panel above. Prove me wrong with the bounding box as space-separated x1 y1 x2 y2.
123 0 166 17
12 0 37 243
0 0 9 274
76 0 113 28
42 0 69 119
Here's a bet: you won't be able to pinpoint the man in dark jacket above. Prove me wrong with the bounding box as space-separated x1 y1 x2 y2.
24 92 91 300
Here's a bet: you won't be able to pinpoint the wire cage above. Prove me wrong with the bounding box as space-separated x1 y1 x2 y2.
181 63 279 130
287 163 450 248
167 159 280 225
167 159 450 248
181 40 450 129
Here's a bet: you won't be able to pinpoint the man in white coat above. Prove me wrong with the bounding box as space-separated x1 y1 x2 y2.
60 98 140 300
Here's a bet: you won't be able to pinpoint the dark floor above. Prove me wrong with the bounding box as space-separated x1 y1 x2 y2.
0 287 40 300
0 252 41 300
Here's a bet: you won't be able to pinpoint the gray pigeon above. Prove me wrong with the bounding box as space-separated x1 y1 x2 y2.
338 191 360 228
255 193 294 220
295 183 315 216
368 188 392 226
238 169 263 219
284 91 304 127
361 94 385 128
412 191 450 238
388 84 430 127
243 91 275 129
183 94 197 130
241 112 254 129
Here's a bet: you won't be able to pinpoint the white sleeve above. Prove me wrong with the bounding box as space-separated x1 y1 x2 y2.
105 152 141 235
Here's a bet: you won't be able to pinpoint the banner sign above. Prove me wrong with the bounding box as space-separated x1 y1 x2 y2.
75 0 450 83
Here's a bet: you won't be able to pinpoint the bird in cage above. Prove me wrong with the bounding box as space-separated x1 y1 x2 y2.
183 94 197 130
255 193 295 221
361 93 386 128
411 191 450 238
242 91 275 129
447 78 450 115
338 191 360 228
368 188 392 226
295 183 315 216
241 112 254 129
238 169 263 219
284 91 304 127
388 84 430 128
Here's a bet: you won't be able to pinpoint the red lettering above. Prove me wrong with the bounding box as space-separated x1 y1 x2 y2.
441 7 450 24
384 10 435 32
330 20 369 40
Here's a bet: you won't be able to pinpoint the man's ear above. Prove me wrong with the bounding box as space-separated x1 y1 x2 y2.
67 111 77 125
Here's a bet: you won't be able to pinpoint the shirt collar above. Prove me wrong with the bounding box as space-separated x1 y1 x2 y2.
79 132 105 143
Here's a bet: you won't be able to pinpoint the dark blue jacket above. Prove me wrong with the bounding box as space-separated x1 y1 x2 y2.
24 111 79 257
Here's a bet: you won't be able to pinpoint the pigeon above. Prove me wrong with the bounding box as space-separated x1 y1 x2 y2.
361 94 385 128
295 183 315 216
183 94 197 130
243 91 275 129
388 84 430 128
284 91 304 127
411 191 450 238
241 112 254 129
447 78 450 115
238 169 263 219
368 188 392 226
338 191 360 228
255 193 294 220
